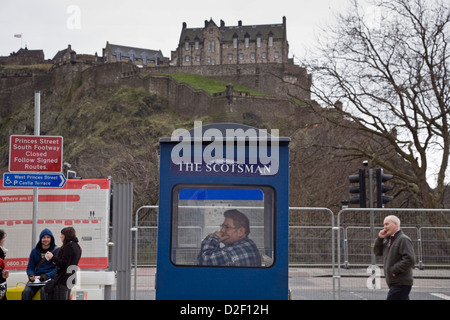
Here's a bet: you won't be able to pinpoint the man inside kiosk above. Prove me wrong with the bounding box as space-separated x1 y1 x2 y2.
197 209 262 267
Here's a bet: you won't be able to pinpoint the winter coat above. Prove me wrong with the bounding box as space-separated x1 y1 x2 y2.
26 228 59 279
0 246 7 300
50 238 82 288
0 247 6 284
374 229 416 287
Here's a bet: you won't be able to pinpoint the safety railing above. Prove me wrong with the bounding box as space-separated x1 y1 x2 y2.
131 206 450 300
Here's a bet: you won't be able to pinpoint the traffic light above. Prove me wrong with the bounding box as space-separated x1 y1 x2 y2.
349 168 366 207
376 168 394 207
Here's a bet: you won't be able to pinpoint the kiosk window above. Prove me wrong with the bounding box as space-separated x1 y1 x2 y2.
171 185 275 268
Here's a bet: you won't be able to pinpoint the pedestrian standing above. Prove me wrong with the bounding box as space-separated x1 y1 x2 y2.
0 230 10 301
45 227 82 300
374 215 416 300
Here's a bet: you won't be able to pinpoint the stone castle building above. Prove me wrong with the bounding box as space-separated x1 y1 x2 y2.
1 17 311 102
103 42 168 67
0 47 45 65
172 17 289 67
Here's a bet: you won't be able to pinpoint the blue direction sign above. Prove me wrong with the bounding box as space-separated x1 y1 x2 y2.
3 173 67 188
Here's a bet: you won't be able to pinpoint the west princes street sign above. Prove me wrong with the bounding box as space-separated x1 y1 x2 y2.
168 122 283 177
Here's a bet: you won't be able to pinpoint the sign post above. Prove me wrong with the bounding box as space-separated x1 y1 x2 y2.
4 91 65 247
33 92 40 248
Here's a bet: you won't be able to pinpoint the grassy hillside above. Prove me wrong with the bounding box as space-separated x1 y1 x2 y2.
1 65 407 212
162 73 268 96
0 83 214 208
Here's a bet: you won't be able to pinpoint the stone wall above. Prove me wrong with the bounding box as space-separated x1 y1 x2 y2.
0 61 308 132
144 62 311 101
146 72 304 129
0 70 52 118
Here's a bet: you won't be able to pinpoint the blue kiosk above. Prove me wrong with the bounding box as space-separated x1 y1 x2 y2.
156 123 290 300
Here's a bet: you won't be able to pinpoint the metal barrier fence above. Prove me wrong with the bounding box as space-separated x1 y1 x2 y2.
131 206 450 300
337 208 450 268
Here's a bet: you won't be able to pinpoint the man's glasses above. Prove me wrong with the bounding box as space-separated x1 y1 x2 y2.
221 224 239 230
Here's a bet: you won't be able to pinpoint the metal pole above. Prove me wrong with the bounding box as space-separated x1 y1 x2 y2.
133 207 139 300
369 168 376 265
32 91 40 248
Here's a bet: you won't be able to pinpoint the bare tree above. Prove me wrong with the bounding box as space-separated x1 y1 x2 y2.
301 0 450 208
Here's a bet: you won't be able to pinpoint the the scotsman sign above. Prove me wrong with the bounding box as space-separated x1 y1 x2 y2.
170 121 280 176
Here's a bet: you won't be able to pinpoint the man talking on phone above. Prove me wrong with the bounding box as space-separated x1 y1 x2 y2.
197 210 261 267
374 215 416 300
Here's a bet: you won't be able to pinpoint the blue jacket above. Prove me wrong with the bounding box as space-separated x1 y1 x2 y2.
26 228 59 279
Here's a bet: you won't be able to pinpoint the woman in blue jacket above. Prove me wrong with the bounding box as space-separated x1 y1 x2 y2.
22 228 59 300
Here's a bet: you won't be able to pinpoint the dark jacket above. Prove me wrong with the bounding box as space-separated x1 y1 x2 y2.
26 228 59 279
51 238 82 288
0 246 7 300
0 247 6 284
374 229 416 287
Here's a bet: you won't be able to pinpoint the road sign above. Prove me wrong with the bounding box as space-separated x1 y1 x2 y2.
9 135 63 172
3 173 67 188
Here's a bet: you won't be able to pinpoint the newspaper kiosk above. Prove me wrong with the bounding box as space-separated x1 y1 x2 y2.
156 123 290 300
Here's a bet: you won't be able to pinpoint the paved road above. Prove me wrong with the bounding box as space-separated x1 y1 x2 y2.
119 267 450 300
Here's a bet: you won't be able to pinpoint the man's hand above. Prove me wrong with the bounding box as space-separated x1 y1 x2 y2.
29 275 35 282
214 231 230 243
378 229 388 238
45 251 53 260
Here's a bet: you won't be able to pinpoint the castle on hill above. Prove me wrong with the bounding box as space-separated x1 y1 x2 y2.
1 16 292 69
0 17 310 101
172 17 289 66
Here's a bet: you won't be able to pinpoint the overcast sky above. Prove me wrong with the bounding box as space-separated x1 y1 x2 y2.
0 0 357 61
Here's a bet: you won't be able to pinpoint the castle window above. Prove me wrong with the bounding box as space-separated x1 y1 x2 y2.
185 55 190 62
269 37 273 47
185 42 189 51
228 54 233 61
251 52 255 60
195 42 199 50
245 37 250 48
208 41 215 52
275 51 279 59
239 53 244 60
262 52 267 59
233 38 238 49
196 55 200 62
257 37 261 48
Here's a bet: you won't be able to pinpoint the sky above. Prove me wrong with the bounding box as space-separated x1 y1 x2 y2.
1 1 447 187
0 0 355 61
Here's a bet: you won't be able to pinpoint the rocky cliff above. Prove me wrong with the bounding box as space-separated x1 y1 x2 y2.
0 61 369 211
